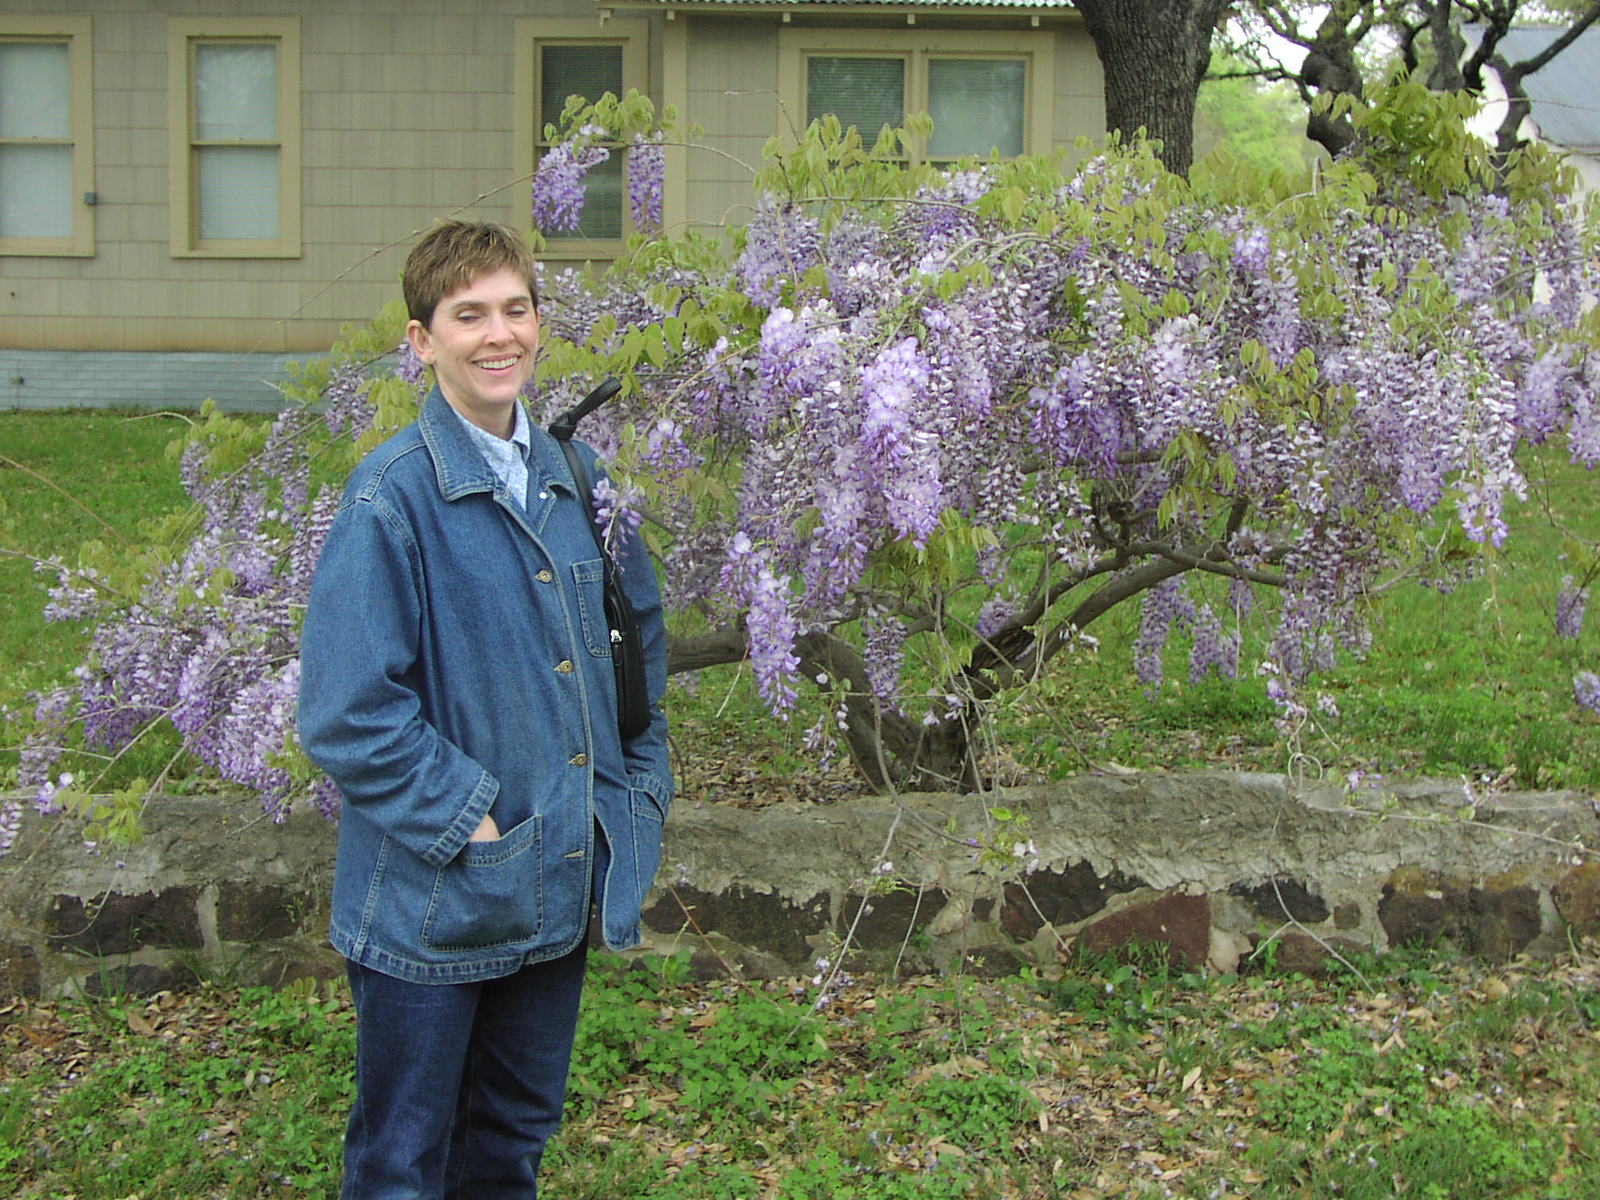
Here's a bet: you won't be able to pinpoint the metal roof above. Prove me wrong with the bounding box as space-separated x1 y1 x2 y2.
1467 24 1600 153
602 0 1076 9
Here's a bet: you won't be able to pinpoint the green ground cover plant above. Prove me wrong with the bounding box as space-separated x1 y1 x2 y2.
2 946 1598 1197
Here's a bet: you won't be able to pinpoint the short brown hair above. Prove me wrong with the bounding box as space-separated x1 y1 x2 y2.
402 219 540 328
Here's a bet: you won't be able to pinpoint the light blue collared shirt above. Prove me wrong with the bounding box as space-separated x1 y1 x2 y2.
450 402 533 509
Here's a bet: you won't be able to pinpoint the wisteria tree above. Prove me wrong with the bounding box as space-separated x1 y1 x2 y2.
6 82 1599 852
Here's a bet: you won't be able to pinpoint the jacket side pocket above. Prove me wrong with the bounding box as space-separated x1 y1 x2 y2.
421 813 543 951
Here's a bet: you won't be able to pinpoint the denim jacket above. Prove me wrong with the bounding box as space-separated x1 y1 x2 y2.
298 386 672 984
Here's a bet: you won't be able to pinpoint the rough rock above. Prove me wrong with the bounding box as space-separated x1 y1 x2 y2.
1263 931 1371 978
1377 866 1542 963
643 883 829 962
1067 888 1213 970
0 941 41 999
3 774 1597 995
1553 863 1600 938
1229 877 1330 924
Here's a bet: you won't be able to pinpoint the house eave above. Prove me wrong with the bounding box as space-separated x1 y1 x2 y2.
596 0 1080 21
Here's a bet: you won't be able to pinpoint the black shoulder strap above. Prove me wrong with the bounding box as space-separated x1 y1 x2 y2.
552 436 611 562
546 380 652 739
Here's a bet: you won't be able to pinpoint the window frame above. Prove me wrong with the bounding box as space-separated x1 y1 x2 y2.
0 15 94 257
513 17 649 261
777 27 1054 166
167 16 301 259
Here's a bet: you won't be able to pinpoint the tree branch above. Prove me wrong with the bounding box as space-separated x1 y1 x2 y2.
665 628 747 675
1505 0 1600 80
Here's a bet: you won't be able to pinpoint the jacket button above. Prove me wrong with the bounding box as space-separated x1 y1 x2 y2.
555 659 574 674
536 569 553 583
569 753 588 766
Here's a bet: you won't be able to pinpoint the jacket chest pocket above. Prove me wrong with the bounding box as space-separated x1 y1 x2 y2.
571 557 614 659
421 814 544 951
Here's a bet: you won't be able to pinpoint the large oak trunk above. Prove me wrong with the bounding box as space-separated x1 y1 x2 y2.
1073 0 1230 177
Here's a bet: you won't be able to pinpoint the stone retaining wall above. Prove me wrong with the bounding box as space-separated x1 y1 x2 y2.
3 772 1598 997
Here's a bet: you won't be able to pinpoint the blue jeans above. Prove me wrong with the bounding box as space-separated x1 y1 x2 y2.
341 942 589 1199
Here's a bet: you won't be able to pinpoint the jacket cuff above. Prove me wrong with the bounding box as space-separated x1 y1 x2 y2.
422 767 500 867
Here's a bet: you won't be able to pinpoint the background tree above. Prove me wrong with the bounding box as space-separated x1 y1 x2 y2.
1194 54 1328 174
1074 0 1234 175
1230 1 1600 159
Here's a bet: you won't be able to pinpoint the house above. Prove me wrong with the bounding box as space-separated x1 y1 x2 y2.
1465 22 1600 194
1 1 1101 410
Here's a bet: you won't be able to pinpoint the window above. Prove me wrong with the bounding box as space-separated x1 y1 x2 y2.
168 18 300 257
780 29 1052 166
0 16 93 256
926 58 1027 161
514 18 648 258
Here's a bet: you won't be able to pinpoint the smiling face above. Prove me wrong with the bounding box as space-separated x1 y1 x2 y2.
406 267 540 437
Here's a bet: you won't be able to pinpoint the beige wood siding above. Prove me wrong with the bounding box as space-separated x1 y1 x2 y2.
1053 22 1107 151
5 2 1101 356
5 0 639 353
665 12 1103 241
677 17 787 237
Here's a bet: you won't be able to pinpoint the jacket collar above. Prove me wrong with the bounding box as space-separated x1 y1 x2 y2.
418 385 579 502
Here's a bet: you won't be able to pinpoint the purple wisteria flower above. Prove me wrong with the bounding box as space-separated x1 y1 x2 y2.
592 476 645 551
1518 352 1567 444
1232 226 1270 275
746 565 801 714
627 133 664 229
1576 671 1600 715
1188 604 1239 682
1556 576 1589 639
17 401 338 835
533 129 610 233
861 608 907 712
1030 354 1125 473
394 343 426 390
749 304 842 436
211 657 303 821
1455 465 1526 548
803 445 872 610
0 798 21 858
1135 576 1193 690
41 563 102 623
861 338 941 546
976 592 1020 640
736 200 820 307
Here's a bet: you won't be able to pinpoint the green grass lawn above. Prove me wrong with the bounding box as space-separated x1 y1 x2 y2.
1 410 192 707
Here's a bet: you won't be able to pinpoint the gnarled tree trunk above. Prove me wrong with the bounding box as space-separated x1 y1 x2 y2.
1074 0 1231 176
